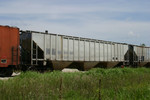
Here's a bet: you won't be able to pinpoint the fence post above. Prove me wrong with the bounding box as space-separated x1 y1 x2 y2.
99 79 101 100
59 77 62 100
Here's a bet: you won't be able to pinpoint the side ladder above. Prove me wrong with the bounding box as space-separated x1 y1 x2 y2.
31 41 38 65
12 47 18 65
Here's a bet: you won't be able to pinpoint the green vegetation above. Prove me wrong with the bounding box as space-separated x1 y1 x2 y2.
0 67 150 100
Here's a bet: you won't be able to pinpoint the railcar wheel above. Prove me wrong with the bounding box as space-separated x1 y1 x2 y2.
0 68 13 77
21 65 28 72
5 68 13 77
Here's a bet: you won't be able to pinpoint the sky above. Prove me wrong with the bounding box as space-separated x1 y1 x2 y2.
0 0 150 46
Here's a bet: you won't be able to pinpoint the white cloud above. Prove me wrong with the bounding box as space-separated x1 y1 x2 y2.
128 31 140 37
128 31 135 36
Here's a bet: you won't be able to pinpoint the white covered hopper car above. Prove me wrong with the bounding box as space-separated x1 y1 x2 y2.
20 30 150 70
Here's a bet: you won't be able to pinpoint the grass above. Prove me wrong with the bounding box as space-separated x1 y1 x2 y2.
0 67 150 100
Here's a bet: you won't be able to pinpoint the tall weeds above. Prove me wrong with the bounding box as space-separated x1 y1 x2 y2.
0 67 150 100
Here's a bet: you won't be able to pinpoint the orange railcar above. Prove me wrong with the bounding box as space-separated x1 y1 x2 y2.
0 25 20 76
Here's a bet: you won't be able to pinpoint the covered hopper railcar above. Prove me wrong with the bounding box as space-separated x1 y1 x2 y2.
0 26 20 76
132 45 150 66
20 30 150 70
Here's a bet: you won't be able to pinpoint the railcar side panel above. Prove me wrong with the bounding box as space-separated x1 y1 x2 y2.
51 35 56 60
149 48 150 62
0 26 19 67
46 35 50 59
90 42 94 61
114 44 118 61
108 44 111 61
148 48 150 62
68 39 73 61
95 42 99 61
103 44 107 61
56 36 61 60
111 44 115 61
100 43 104 61
118 44 121 61
63 38 68 61
79 40 84 61
85 41 90 61
73 40 78 61
146 48 149 62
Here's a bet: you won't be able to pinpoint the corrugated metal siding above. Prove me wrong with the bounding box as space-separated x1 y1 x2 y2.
28 31 134 63
0 26 20 67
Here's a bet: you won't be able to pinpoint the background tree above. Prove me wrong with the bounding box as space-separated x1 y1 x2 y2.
140 43 146 47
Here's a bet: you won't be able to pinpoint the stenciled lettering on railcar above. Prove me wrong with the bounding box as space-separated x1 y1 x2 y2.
46 48 50 55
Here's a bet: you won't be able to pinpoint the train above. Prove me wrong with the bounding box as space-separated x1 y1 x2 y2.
0 25 150 76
